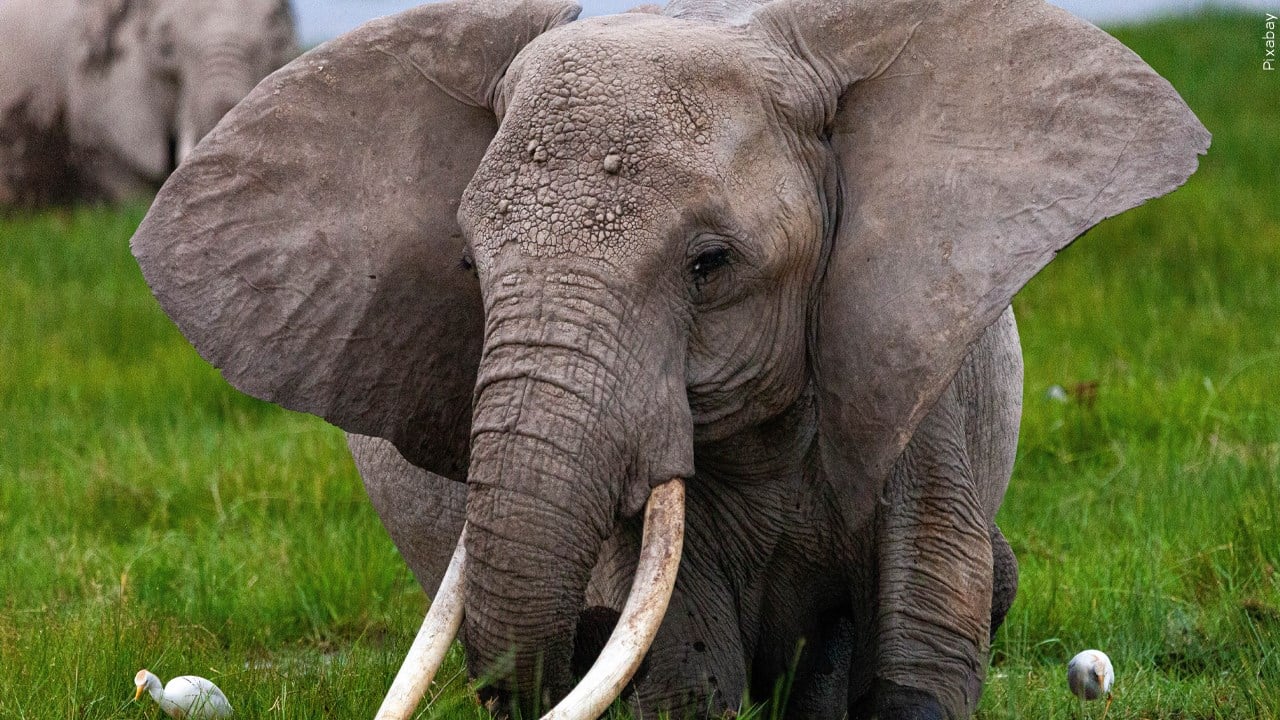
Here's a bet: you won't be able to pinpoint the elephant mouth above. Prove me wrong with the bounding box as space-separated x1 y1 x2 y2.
374 478 686 720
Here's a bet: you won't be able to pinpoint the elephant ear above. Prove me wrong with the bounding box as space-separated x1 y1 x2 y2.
131 0 581 479
754 0 1209 482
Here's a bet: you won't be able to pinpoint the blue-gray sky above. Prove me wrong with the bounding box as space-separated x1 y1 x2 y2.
292 0 1273 45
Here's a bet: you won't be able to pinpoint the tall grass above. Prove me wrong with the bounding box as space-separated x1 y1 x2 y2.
1 10 1276 719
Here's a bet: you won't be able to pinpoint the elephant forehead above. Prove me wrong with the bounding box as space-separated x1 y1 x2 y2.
461 22 752 261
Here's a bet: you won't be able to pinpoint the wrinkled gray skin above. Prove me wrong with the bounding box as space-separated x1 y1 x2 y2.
130 0 1209 717
0 0 295 206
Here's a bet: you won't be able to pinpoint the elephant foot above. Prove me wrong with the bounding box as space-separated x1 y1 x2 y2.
874 680 947 720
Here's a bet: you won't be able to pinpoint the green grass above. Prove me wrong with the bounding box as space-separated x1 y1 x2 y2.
0 208 453 717
1 9 1277 720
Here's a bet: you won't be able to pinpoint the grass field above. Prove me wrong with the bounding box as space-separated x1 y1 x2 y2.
2 10 1278 720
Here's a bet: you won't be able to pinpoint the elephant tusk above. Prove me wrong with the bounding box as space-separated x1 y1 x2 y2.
374 526 467 720
540 478 686 720
176 136 193 166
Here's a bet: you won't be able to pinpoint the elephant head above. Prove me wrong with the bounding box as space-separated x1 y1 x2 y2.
131 0 1207 716
68 0 296 198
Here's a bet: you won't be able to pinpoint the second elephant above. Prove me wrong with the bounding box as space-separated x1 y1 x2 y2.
0 0 296 207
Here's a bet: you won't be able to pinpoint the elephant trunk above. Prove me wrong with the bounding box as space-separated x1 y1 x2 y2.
461 283 693 713
463 364 626 709
177 39 258 164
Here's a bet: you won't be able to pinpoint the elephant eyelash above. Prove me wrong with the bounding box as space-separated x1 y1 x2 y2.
459 254 477 274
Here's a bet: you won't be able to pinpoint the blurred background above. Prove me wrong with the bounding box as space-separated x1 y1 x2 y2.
293 0 1279 44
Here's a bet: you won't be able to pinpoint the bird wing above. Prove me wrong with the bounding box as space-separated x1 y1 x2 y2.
166 676 233 718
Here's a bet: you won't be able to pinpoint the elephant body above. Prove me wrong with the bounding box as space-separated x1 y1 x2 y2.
0 0 295 207
357 305 1022 716
131 1 1208 717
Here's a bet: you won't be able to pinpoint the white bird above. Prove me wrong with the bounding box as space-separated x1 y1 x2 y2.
133 669 233 718
1067 649 1114 702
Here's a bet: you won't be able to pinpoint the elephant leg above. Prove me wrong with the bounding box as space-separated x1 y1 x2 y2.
873 382 993 720
956 308 1021 644
869 309 1020 718
989 524 1018 641
765 610 854 719
756 540 873 719
346 433 465 596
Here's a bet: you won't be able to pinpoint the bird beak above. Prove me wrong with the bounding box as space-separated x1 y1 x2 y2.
133 686 144 701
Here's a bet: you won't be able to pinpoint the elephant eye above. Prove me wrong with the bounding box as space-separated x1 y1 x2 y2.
690 246 732 287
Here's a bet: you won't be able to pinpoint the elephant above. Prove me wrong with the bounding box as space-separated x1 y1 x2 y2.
0 0 296 207
129 0 1209 718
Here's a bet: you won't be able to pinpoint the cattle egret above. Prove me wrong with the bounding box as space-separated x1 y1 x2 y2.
1067 649 1114 700
133 669 233 719
1068 649 1114 718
